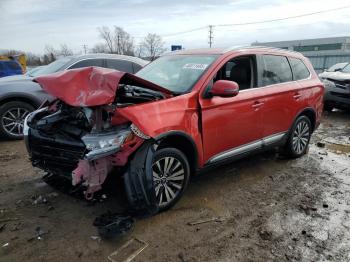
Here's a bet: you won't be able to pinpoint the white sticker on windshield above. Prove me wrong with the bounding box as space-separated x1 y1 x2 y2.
183 63 208 70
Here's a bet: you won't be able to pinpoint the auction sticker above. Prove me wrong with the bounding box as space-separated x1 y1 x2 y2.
183 63 208 70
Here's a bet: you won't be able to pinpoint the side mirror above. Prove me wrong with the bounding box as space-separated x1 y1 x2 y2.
334 68 342 72
209 80 239 98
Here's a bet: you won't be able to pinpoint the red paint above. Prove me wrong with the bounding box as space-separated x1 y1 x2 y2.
36 48 324 170
34 66 171 107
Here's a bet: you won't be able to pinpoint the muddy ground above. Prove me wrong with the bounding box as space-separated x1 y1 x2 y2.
0 110 349 262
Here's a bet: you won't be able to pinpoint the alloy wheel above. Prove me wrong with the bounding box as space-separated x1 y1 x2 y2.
1 107 30 137
292 120 310 154
152 156 185 208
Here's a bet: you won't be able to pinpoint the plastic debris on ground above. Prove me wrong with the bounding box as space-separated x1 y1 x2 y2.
93 212 135 239
107 238 148 262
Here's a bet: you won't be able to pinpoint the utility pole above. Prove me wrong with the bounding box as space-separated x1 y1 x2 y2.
117 34 121 54
208 25 213 48
82 44 88 54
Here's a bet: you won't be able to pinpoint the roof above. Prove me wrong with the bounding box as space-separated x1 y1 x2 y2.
61 53 149 66
165 46 302 56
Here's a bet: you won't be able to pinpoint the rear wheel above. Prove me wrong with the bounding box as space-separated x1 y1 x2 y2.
0 101 34 139
284 116 312 158
152 148 190 211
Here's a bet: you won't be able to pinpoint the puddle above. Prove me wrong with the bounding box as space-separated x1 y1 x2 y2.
323 136 350 154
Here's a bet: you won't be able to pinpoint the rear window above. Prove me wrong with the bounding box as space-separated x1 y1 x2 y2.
261 55 292 86
6 61 21 70
289 58 310 80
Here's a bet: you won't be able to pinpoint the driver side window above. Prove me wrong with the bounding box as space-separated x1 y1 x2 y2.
213 56 256 91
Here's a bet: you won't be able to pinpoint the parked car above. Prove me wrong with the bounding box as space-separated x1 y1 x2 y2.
319 63 350 111
24 47 324 213
318 62 349 80
0 60 23 78
0 54 148 139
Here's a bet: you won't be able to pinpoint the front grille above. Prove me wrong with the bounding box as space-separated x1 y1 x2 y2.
29 129 86 176
329 79 350 90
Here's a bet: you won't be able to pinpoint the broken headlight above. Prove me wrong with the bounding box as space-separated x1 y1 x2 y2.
130 123 150 139
82 130 131 160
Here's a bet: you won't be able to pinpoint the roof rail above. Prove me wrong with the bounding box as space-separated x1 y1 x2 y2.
224 45 300 55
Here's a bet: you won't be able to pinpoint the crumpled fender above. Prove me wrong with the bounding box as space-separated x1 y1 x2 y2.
117 92 204 166
34 66 172 107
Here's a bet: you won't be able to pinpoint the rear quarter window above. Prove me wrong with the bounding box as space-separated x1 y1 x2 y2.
261 55 292 86
289 58 310 80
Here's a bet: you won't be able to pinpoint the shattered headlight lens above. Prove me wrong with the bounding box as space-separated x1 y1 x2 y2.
82 130 131 160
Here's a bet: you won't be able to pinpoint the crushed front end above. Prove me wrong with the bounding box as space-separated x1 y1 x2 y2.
24 67 171 214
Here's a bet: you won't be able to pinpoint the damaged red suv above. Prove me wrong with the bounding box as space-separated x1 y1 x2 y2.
24 47 324 213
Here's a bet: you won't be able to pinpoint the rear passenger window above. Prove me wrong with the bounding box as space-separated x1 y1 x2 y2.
69 59 104 69
289 58 310 80
262 55 292 86
106 59 133 73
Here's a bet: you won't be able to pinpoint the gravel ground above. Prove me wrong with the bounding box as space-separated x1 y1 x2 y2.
0 110 349 262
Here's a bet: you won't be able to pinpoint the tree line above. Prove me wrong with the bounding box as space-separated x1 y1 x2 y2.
1 26 166 66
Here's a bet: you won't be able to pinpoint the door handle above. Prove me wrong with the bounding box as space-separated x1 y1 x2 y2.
252 101 264 109
293 93 302 100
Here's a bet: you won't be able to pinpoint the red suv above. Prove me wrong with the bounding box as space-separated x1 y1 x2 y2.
24 47 324 213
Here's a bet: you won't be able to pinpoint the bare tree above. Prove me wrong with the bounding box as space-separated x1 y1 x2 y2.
97 26 135 55
114 26 134 55
44 45 56 63
98 26 115 53
59 44 73 56
91 43 109 53
139 33 166 60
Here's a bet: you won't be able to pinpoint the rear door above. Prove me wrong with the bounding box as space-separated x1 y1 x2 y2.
256 54 300 142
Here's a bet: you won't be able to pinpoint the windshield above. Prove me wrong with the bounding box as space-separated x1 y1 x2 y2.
327 62 348 72
342 63 350 73
27 57 72 77
136 55 218 93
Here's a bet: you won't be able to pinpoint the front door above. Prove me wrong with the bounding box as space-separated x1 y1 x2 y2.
199 55 264 164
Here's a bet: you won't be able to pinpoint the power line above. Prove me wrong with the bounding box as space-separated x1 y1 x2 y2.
160 26 208 38
214 5 350 27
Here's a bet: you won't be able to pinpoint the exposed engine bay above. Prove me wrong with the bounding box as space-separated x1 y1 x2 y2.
24 67 170 215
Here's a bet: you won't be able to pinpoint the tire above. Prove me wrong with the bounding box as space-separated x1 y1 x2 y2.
0 101 35 139
284 116 312 158
152 148 190 211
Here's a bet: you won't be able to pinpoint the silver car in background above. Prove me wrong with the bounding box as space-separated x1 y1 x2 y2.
0 54 148 139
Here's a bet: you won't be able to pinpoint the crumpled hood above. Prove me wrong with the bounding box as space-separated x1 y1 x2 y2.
34 66 172 107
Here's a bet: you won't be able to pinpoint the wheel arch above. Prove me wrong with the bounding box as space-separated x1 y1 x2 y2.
155 131 199 175
293 107 316 133
0 95 40 109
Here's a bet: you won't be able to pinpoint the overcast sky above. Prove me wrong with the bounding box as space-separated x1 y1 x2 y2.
0 0 349 54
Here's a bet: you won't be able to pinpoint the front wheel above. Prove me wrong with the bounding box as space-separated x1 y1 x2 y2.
284 116 312 158
0 101 34 139
152 148 190 211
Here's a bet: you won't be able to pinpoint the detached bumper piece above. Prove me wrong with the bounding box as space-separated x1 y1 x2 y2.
124 141 159 216
93 212 135 239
